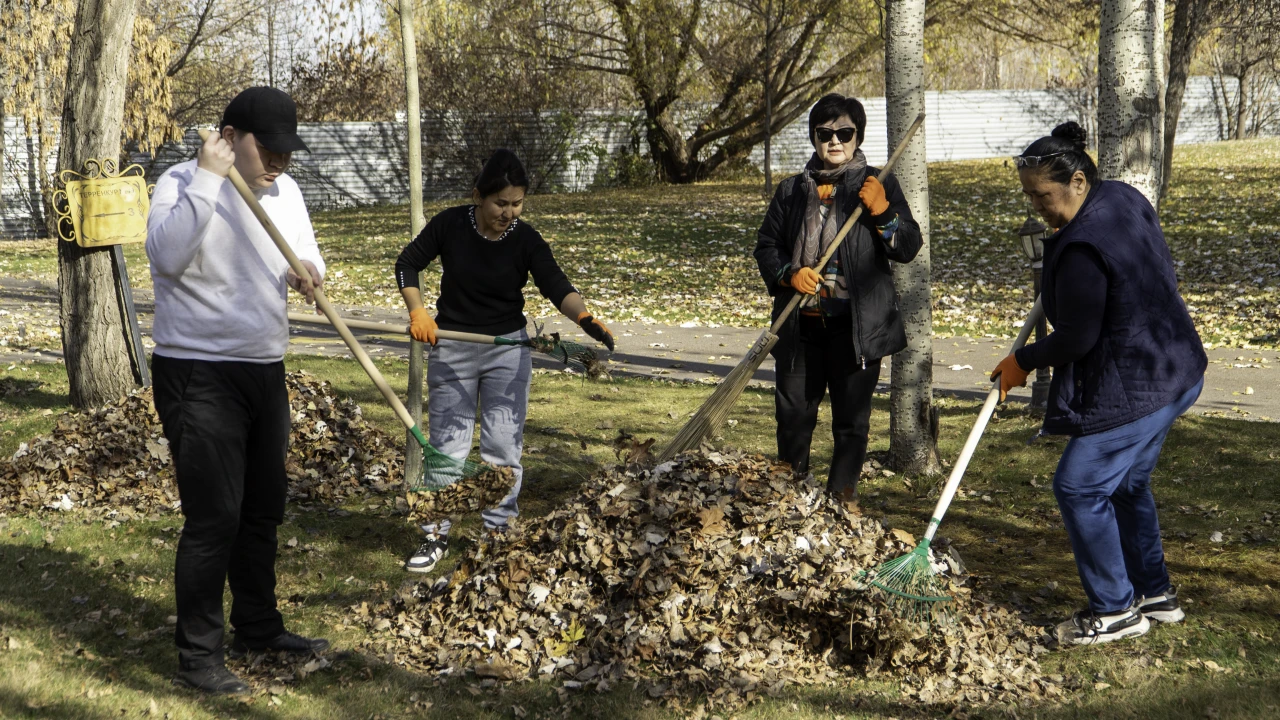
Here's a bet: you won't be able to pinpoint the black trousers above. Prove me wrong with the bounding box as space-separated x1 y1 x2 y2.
773 314 881 500
152 354 289 670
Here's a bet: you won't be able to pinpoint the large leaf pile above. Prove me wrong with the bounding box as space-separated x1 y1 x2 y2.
0 371 403 514
354 447 1065 709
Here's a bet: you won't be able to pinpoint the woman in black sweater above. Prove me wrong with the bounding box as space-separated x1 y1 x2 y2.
394 150 614 573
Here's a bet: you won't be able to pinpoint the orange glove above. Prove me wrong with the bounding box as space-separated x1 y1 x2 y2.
409 308 438 345
785 267 822 295
859 176 890 217
990 354 1030 402
576 311 615 351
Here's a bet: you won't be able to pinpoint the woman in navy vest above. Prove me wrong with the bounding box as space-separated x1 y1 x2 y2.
990 122 1207 647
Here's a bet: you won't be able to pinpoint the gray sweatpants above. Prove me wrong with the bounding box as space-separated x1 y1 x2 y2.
425 329 531 531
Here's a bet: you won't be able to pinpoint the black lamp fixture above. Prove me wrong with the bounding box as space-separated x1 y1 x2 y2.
1016 211 1051 410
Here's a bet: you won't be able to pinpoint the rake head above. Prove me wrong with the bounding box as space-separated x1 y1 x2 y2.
862 542 954 624
528 329 609 379
413 442 487 492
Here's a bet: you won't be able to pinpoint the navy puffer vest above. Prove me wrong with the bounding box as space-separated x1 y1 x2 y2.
1040 180 1207 436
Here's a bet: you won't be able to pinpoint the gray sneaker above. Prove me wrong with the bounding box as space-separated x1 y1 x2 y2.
1138 586 1185 624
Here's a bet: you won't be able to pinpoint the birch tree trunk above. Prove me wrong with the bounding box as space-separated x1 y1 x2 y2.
1098 0 1165 207
886 0 939 476
53 0 140 409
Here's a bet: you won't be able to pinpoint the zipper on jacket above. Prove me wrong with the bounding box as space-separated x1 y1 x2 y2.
846 223 866 362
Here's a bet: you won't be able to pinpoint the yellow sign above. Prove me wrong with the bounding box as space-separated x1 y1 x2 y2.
53 159 153 248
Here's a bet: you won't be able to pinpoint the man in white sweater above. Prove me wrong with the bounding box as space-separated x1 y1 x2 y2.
146 87 329 694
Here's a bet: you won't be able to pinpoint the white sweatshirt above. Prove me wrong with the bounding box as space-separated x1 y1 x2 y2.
146 160 325 363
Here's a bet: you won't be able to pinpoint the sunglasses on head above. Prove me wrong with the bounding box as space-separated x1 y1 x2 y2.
1013 151 1068 169
815 126 857 144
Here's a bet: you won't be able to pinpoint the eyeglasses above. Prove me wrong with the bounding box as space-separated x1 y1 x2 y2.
814 126 857 144
1013 151 1068 169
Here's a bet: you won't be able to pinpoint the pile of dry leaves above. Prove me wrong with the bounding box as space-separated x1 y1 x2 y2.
356 445 1060 709
0 371 403 515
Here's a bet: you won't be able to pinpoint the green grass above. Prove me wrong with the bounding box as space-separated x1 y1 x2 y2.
4 138 1279 349
0 356 1277 718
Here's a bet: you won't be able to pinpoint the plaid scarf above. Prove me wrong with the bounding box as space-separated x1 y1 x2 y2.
791 149 868 271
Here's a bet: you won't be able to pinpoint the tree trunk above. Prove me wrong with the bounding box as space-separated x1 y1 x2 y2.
885 0 939 477
1161 0 1209 200
1097 0 1166 207
1234 70 1249 140
400 0 427 484
762 0 774 198
53 0 140 409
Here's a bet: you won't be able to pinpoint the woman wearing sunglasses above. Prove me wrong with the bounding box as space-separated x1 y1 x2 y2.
991 122 1206 646
753 93 922 511
393 149 615 574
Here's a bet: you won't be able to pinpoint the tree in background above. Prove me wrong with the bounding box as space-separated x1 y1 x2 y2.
885 0 939 476
537 0 967 183
1206 1 1280 142
1097 0 1165 206
1 0 177 221
54 0 145 408
405 0 616 192
290 0 402 122
1161 0 1223 199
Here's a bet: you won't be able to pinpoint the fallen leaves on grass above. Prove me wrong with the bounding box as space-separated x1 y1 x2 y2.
0 372 404 515
355 446 1059 709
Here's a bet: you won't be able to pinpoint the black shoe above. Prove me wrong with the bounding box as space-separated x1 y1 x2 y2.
1138 586 1186 624
404 534 448 573
229 630 331 658
175 664 250 695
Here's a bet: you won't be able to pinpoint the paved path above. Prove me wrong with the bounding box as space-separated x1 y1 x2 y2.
2 277 1276 421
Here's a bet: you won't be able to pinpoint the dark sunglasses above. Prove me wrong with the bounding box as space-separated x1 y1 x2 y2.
815 126 857 144
1013 151 1068 169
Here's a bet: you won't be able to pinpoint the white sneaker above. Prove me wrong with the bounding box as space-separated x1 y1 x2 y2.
1138 586 1186 624
404 534 448 573
1056 606 1150 646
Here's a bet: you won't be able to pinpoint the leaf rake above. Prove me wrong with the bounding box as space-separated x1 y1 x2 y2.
861 297 1045 622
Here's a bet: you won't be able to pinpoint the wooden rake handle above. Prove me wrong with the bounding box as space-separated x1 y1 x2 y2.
921 296 1045 544
768 112 926 336
286 311 509 346
197 129 422 439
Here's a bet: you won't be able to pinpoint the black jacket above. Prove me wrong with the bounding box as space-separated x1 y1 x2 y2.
752 167 922 363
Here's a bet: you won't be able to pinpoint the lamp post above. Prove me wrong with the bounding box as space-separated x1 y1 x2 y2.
1017 212 1051 410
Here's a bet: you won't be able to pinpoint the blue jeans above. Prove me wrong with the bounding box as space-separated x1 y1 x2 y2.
1053 379 1202 613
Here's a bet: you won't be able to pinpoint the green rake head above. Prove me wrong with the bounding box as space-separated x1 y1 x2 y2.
861 542 954 624
528 327 608 379
407 426 487 492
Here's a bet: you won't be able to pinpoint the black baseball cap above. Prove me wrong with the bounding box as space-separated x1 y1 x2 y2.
220 87 310 153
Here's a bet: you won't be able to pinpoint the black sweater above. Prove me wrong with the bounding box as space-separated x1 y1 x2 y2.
394 205 577 334
1015 245 1106 371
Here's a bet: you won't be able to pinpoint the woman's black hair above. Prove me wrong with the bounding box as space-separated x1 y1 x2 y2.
808 93 867 147
1019 121 1098 185
474 149 530 198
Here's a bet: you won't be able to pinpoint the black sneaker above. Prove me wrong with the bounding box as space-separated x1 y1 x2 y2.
175 664 250 694
228 630 330 658
404 534 448 573
1138 586 1186 624
1055 606 1150 646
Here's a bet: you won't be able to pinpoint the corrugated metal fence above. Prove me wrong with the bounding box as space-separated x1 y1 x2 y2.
2 76 1269 238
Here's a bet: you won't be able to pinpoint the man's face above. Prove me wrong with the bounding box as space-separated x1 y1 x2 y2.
222 127 291 189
